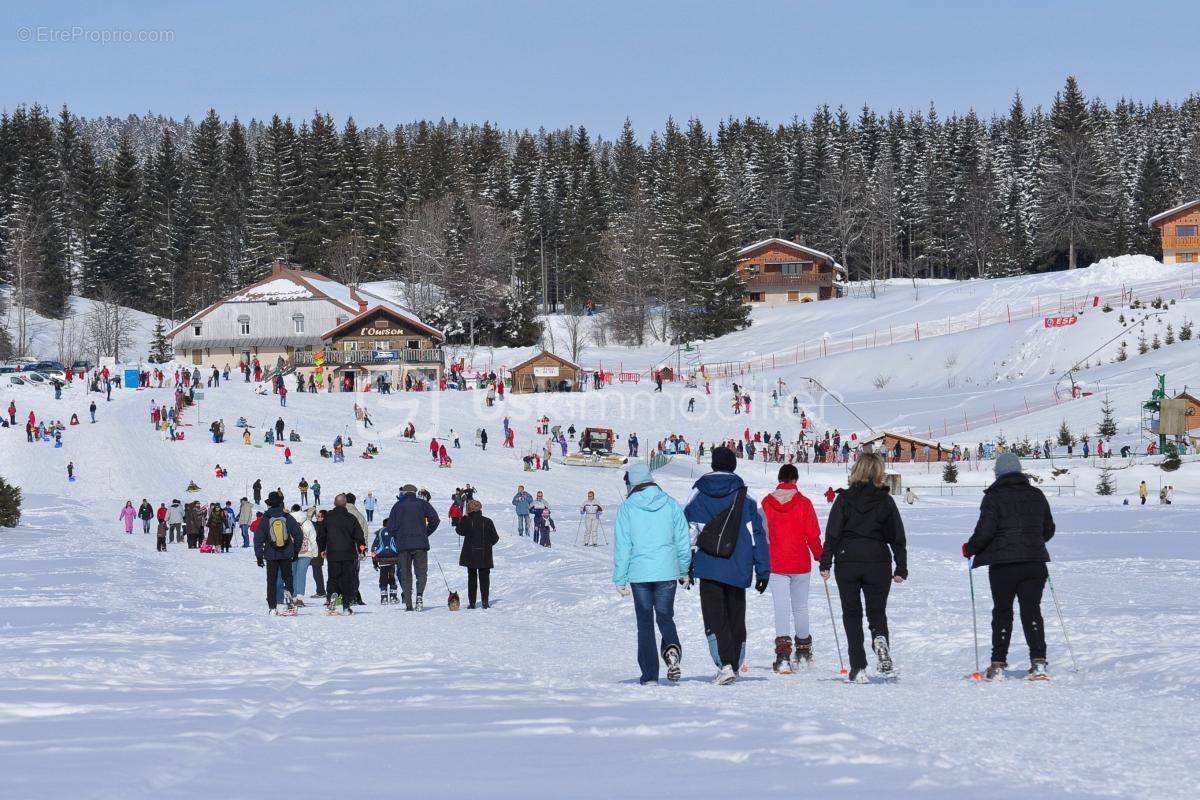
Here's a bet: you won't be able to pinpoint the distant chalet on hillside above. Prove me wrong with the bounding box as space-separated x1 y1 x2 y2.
1149 200 1200 264
735 238 846 305
168 260 444 388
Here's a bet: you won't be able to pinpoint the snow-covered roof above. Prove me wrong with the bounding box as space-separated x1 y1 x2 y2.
319 304 444 342
1148 199 1200 228
858 430 946 449
226 278 315 302
735 238 845 275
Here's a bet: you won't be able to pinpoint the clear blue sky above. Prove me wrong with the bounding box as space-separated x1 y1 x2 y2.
3 0 1193 137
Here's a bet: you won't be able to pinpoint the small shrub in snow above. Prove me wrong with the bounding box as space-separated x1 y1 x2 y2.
0 476 20 527
942 460 958 484
1166 324 1176 345
1180 320 1193 341
1118 313 1126 324
1102 303 1113 312
1057 420 1074 448
1152 333 1161 350
1096 466 1116 496
1115 341 1127 361
872 373 892 390
1138 333 1149 354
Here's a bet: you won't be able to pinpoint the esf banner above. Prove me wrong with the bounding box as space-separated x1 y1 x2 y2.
1044 316 1078 328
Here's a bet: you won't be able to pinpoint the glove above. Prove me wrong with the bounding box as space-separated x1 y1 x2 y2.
755 577 769 594
961 543 970 558
256 557 264 568
678 575 692 590
616 584 630 598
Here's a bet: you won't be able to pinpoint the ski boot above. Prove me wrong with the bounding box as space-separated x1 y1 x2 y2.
1028 658 1049 681
664 644 682 682
380 590 389 605
847 667 870 684
873 635 894 675
985 661 1007 681
793 635 813 670
388 590 398 605
415 595 424 612
772 636 794 674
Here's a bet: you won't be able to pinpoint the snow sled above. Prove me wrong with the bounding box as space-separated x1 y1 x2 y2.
235 417 250 427
68 476 76 482
186 481 201 493
54 441 62 448
199 542 215 553
285 458 292 464
561 453 629 469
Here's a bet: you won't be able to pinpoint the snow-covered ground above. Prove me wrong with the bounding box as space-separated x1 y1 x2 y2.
2 256 1199 798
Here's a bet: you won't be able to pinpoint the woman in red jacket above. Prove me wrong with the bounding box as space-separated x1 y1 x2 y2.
762 464 823 673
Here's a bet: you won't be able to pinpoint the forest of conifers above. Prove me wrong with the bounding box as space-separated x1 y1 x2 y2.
2 77 1197 346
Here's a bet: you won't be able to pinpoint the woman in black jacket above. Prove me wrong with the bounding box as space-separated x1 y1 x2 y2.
964 452 1055 680
457 500 499 609
819 453 907 682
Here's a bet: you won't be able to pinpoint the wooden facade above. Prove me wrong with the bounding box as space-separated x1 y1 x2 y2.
860 431 952 462
299 306 445 389
735 238 845 305
1149 200 1200 264
508 350 581 393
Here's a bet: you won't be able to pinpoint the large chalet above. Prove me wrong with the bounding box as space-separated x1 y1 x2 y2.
1149 200 1200 264
734 238 846 305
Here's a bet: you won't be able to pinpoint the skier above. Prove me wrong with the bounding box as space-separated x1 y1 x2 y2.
684 446 771 685
383 484 441 611
316 494 364 615
531 491 550 545
687 397 695 413
119 501 136 534
761 464 822 673
580 491 604 546
823 486 836 503
137 499 154 534
67 462 75 481
284 446 292 464
458 499 499 609
511 485 533 536
963 452 1056 681
819 453 907 683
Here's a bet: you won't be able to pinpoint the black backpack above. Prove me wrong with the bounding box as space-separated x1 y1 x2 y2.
696 487 747 559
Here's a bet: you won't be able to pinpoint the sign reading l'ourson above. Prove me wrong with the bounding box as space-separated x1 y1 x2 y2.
1043 315 1078 329
359 323 408 336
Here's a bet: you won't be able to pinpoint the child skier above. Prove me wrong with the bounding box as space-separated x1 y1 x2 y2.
580 492 603 546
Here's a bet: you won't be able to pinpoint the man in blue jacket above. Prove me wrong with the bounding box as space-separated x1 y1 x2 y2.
511 485 533 536
614 462 692 684
384 484 441 611
253 491 304 615
684 446 770 685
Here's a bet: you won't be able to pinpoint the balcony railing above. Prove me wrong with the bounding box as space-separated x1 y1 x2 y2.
292 348 443 367
742 272 834 290
1164 235 1200 250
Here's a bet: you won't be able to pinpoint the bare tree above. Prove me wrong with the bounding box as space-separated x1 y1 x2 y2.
86 287 136 362
57 312 87 367
396 198 452 314
4 212 42 358
561 310 587 364
329 232 367 288
602 189 659 345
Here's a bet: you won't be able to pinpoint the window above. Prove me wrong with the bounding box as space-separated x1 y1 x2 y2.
1178 252 1198 263
374 341 392 352
238 316 250 336
293 315 305 334
344 341 359 351
192 323 202 337
748 292 764 303
406 339 421 350
1175 225 1198 237
787 291 800 302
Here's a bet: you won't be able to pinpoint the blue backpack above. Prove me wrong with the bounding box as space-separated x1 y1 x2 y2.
373 528 399 558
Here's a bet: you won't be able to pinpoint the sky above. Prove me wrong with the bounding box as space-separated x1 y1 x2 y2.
2 0 1194 138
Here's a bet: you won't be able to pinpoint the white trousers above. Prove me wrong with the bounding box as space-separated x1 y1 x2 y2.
583 517 599 545
770 572 812 638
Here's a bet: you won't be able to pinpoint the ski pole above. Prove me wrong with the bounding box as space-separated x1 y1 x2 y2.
1046 570 1080 672
822 575 847 675
573 517 583 546
968 557 982 681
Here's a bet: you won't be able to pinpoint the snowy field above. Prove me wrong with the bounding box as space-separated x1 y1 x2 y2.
2 257 1199 799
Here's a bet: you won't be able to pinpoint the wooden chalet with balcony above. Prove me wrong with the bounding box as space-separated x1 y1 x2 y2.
1149 200 1200 264
735 238 846 305
292 305 445 390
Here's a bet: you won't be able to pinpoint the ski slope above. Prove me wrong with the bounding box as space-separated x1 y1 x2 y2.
2 256 1199 799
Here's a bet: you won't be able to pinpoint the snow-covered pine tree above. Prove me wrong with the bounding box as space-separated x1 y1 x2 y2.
1096 465 1115 496
1057 420 1074 447
1098 394 1118 438
149 317 172 363
91 133 144 305
0 474 21 527
942 460 958 484
143 130 182 316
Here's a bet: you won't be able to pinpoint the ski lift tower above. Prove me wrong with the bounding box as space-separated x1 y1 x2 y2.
1141 372 1169 453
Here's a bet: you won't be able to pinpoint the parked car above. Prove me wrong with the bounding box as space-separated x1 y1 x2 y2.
0 365 16 374
22 372 47 384
2 375 27 387
71 360 94 372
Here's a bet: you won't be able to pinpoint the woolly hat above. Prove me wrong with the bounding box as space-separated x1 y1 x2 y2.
625 461 654 487
466 499 482 513
400 484 417 494
711 446 737 473
266 490 285 508
994 451 1022 478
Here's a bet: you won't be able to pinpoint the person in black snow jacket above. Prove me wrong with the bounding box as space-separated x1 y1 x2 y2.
318 494 367 614
963 452 1056 681
253 478 263 506
137 500 154 534
384 484 441 611
683 446 771 686
457 499 499 608
253 491 304 615
819 452 907 683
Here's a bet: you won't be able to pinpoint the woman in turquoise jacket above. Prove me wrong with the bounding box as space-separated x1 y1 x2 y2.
613 462 692 684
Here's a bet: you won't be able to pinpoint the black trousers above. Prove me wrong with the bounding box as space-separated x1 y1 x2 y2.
699 580 746 669
378 563 397 591
326 559 358 609
835 561 892 671
988 561 1048 663
156 535 167 552
266 559 294 610
310 557 325 595
467 568 491 606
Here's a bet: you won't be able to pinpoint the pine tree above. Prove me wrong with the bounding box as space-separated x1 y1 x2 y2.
1098 394 1118 438
223 118 254 286
942 460 958 484
1152 333 1161 350
1180 320 1193 341
181 109 225 304
1131 140 1170 258
1116 340 1128 361
1138 331 1149 354
91 133 144 304
0 474 21 527
1056 420 1073 447
143 130 181 316
149 317 172 363
1096 465 1115 496
1165 323 1175 345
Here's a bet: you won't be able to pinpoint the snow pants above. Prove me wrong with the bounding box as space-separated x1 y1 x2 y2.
398 551 428 607
988 561 1047 663
326 559 358 610
632 581 679 683
700 579 746 670
378 562 397 591
583 517 599 546
467 568 491 607
770 572 812 638
834 561 892 671
266 559 294 610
